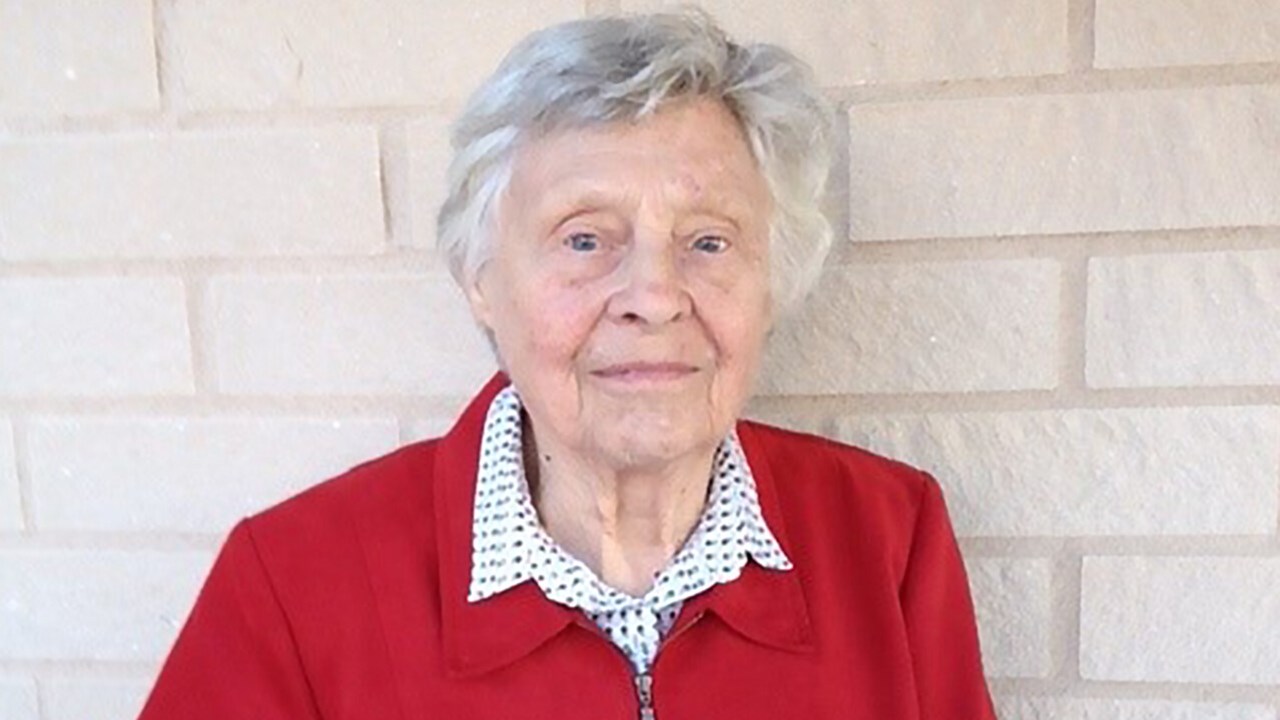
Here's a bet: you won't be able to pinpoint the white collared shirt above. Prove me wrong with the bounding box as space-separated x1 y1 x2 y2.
466 385 793 673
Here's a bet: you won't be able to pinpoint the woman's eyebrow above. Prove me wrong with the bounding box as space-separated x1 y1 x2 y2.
534 186 628 221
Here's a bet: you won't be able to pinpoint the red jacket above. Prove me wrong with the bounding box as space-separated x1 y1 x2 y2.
139 374 997 719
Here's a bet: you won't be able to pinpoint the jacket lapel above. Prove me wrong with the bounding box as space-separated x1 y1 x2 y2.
676 420 816 654
434 372 579 678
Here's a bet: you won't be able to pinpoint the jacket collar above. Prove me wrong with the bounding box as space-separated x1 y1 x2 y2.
435 374 814 678
680 418 815 654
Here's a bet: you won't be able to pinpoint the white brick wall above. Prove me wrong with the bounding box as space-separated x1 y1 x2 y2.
1096 0 1280 69
162 0 585 109
760 260 1060 394
42 678 152 720
1 419 20 531
625 0 1070 85
997 697 1279 720
404 111 457 251
836 408 1280 537
0 550 212 661
967 557 1053 678
1088 250 1280 388
0 677 38 720
0 0 157 117
0 279 193 397
406 415 464 443
3 1 1278 717
848 87 1280 240
209 275 494 396
27 417 400 532
1081 557 1280 685
1 129 384 261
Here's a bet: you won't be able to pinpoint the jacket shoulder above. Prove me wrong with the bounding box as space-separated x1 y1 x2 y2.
742 419 933 499
740 420 940 571
239 439 442 560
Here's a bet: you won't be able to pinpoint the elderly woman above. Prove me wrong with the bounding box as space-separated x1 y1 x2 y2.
140 12 995 720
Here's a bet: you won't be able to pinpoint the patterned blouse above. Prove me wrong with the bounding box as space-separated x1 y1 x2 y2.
466 385 793 674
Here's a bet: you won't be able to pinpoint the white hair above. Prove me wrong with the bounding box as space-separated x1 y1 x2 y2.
437 11 835 312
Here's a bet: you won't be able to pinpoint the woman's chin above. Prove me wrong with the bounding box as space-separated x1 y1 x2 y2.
586 414 720 472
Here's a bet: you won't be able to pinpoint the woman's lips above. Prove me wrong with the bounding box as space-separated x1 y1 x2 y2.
589 362 700 383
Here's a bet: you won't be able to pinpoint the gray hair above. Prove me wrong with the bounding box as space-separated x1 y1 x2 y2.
437 11 834 312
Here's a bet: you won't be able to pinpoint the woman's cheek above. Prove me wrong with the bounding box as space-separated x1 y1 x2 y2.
528 289 602 360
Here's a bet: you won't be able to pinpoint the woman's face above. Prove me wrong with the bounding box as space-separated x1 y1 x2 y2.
466 98 774 472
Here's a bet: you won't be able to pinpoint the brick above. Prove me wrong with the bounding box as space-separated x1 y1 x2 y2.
1097 0 1280 69
848 87 1280 241
0 677 37 720
1081 557 1280 684
0 420 19 531
0 128 382 261
996 696 1277 720
0 549 211 661
967 558 1052 678
759 260 1059 394
835 407 1280 537
741 405 826 437
163 0 583 110
211 275 496 396
406 416 461 443
404 111 454 250
28 417 399 533
42 677 151 720
1088 250 1280 388
0 0 157 117
0 279 192 397
622 0 1068 85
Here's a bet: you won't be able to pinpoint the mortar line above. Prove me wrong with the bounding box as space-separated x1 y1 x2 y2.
1055 246 1091 403
375 125 396 249
830 228 1280 266
585 0 623 15
1055 549 1084 683
1273 423 1280 545
960 536 1280 557
0 659 164 675
0 254 447 279
831 64 1280 106
0 396 470 418
1067 0 1098 73
11 420 36 534
4 63 1280 139
149 0 168 115
395 414 414 446
989 676 1280 703
183 277 214 397
751 386 1280 415
827 100 853 262
34 673 46 720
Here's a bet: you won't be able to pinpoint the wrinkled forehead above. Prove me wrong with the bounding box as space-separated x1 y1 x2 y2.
503 99 771 225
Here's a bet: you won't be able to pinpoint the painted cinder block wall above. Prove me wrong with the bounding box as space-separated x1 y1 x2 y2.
2 1 1278 718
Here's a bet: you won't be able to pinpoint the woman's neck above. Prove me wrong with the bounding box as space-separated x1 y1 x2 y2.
523 426 716 597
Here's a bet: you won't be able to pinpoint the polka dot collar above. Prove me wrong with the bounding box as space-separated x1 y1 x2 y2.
466 385 793 672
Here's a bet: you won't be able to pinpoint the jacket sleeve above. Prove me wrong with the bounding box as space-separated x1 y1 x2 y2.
899 474 998 720
137 519 323 720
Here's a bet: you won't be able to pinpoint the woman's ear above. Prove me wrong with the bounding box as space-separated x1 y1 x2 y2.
463 262 496 330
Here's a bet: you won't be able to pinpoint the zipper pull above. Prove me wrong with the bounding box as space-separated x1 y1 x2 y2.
634 673 655 720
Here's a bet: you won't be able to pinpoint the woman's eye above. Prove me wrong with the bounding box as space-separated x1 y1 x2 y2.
691 235 729 253
564 232 600 252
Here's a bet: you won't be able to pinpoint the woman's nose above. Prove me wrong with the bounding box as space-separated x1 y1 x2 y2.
606 236 692 326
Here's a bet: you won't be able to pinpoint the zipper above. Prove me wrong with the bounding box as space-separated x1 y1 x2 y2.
634 673 655 720
633 609 705 720
577 608 707 720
